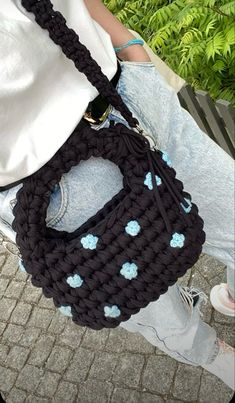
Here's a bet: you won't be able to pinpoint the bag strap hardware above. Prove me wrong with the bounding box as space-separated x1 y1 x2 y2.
133 124 159 150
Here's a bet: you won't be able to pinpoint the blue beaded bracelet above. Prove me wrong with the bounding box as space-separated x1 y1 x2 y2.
114 38 144 53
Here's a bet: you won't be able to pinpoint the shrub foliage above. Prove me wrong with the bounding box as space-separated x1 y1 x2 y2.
104 0 235 105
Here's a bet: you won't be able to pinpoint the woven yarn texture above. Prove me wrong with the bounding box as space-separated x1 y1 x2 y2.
12 120 206 330
11 0 206 330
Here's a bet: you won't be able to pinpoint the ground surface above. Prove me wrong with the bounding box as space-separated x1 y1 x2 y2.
0 236 234 403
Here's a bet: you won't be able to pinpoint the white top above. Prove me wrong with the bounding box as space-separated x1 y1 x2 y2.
0 0 118 187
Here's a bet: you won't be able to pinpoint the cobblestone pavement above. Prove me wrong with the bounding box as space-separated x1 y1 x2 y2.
0 237 234 403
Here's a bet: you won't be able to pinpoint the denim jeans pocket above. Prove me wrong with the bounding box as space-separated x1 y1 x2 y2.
0 186 22 229
0 175 69 235
46 175 69 228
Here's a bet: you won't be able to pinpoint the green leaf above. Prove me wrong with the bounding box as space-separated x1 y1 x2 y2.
206 32 224 60
205 18 217 36
105 0 235 105
212 59 226 71
225 27 235 45
220 1 235 16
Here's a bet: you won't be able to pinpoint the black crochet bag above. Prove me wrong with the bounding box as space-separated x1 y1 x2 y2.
12 0 205 330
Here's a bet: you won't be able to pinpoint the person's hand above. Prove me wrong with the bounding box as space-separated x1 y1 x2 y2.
117 45 152 62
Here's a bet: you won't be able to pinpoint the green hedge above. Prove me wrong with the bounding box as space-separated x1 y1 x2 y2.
104 0 235 106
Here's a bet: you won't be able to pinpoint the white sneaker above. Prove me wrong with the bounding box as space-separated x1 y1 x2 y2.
210 283 235 317
202 339 235 390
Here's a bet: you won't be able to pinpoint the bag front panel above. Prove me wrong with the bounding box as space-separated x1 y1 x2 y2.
12 123 205 329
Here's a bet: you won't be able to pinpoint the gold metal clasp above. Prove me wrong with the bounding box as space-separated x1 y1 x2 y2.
83 104 112 125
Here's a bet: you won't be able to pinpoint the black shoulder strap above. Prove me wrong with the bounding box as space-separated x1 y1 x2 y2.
21 0 138 129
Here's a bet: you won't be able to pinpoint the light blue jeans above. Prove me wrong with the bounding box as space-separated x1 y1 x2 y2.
0 60 234 366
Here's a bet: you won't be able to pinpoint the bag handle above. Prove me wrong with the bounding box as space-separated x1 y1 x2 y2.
21 0 140 129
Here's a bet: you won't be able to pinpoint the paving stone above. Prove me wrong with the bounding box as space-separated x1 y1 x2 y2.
142 356 177 394
28 334 55 366
105 327 127 353
197 254 225 282
0 344 9 364
0 253 7 269
37 371 61 398
190 270 211 296
0 392 7 403
1 242 19 257
0 366 17 393
0 298 17 321
172 363 202 401
15 364 44 392
1 254 19 277
53 380 78 402
0 278 10 295
38 295 56 310
123 332 155 354
111 387 141 403
77 379 113 403
47 311 68 335
177 269 191 287
27 307 54 329
10 302 32 326
46 345 72 373
89 351 118 381
19 327 41 348
64 347 94 382
15 269 29 282
199 371 234 402
213 309 235 325
5 345 30 371
165 400 183 403
4 280 25 299
208 274 226 289
21 283 42 303
211 322 235 347
2 324 24 345
140 393 164 403
0 237 7 250
113 353 145 388
59 322 85 348
0 237 234 402
0 321 7 335
7 387 27 403
81 327 110 350
25 396 50 403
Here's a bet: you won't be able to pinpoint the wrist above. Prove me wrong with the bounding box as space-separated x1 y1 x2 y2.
117 45 151 62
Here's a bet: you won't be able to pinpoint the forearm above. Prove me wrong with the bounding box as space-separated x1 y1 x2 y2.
83 0 151 61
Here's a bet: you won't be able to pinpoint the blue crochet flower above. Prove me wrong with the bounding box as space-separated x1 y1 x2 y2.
66 274 83 288
144 172 162 190
161 151 172 167
120 262 138 280
81 234 99 250
18 259 26 273
104 305 121 318
170 232 185 248
59 305 73 317
125 220 141 236
180 198 192 213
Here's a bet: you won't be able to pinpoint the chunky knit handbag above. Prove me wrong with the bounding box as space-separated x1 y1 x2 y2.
12 0 206 330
